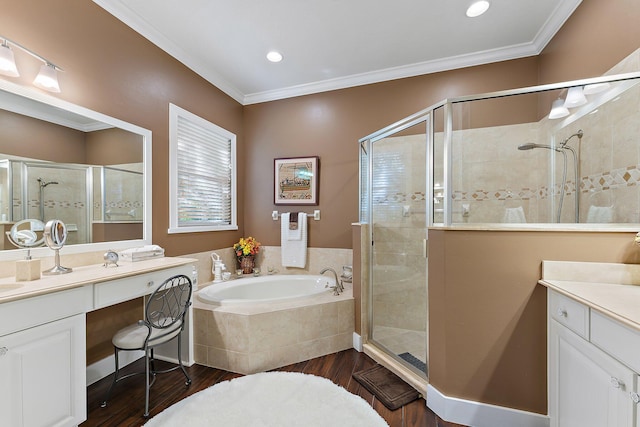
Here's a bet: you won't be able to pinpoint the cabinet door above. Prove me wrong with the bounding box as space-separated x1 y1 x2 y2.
0 314 86 427
550 319 636 427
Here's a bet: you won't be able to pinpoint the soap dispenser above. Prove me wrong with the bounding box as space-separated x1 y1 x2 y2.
211 253 226 283
15 249 41 282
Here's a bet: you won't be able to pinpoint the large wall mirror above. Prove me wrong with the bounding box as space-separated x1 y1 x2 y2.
0 80 151 260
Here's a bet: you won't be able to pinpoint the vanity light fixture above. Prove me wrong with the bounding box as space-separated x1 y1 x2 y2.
466 1 490 18
563 86 587 108
583 82 610 95
548 98 570 119
0 41 19 77
266 51 283 63
0 34 63 92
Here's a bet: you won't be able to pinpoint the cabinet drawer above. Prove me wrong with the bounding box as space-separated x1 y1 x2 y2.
549 290 590 339
0 287 85 337
93 265 192 309
591 310 640 374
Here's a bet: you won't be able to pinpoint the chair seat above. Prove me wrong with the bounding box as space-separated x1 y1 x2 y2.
112 320 183 350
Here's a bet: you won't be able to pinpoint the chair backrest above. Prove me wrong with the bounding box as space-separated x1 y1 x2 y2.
145 274 193 331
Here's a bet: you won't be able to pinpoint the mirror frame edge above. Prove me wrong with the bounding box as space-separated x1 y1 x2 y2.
0 79 152 261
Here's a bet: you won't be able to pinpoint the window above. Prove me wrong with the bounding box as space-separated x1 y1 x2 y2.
168 103 237 233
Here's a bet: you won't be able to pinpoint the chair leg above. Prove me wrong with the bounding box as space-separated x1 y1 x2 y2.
144 347 150 418
177 333 192 386
101 347 120 407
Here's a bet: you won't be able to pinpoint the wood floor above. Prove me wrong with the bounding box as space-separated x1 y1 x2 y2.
83 349 465 427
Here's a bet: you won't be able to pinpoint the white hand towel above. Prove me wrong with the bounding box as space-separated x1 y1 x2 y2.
281 212 307 268
502 207 526 223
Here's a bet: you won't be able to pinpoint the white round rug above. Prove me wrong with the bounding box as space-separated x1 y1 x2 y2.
144 371 389 426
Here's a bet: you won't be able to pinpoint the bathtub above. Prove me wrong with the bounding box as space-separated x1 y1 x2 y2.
197 274 333 305
193 274 354 375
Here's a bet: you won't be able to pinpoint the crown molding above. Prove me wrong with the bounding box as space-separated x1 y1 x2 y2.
94 0 582 106
93 0 245 105
243 42 540 105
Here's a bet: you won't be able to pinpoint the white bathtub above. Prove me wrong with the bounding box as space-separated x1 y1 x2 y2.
196 274 333 305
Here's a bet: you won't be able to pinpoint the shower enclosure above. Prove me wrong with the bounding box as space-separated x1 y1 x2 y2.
360 68 640 385
10 160 91 245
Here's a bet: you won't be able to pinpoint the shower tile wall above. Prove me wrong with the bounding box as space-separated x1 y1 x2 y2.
437 50 640 224
93 164 144 222
13 165 88 245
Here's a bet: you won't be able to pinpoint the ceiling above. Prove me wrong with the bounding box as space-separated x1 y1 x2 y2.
93 0 582 105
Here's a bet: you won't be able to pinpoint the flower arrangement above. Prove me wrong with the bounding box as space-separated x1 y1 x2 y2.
233 236 261 258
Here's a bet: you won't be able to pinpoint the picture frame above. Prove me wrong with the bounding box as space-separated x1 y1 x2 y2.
274 156 319 205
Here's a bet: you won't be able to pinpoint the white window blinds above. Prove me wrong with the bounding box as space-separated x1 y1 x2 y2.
169 104 237 233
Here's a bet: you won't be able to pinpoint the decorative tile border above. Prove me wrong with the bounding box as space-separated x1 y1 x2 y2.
375 164 640 205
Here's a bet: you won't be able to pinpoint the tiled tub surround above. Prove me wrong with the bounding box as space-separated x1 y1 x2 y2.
189 246 354 374
193 283 354 375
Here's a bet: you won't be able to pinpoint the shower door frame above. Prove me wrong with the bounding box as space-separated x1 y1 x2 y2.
363 110 434 379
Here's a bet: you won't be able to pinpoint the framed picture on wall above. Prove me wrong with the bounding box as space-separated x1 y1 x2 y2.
274 156 319 205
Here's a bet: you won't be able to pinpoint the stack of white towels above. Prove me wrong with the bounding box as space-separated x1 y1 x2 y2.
281 212 307 268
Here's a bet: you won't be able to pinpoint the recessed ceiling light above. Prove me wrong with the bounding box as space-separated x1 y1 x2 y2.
266 51 283 63
466 1 490 18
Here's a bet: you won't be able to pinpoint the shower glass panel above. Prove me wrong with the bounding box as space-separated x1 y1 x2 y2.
369 120 429 378
22 162 90 245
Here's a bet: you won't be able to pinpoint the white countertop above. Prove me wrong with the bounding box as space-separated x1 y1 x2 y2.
539 260 640 332
0 256 196 304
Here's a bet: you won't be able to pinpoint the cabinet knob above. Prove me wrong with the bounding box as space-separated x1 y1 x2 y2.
630 392 640 404
147 280 154 287
0 346 7 356
610 377 625 389
557 308 567 318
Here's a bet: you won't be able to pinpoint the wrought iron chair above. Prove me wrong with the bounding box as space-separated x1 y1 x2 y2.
101 274 193 417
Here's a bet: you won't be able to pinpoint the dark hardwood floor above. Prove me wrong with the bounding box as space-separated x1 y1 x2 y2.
83 349 465 427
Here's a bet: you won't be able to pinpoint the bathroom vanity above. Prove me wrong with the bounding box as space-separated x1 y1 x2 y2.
540 261 640 427
0 256 195 427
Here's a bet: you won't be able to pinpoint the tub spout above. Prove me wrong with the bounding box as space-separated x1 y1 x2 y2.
320 267 342 294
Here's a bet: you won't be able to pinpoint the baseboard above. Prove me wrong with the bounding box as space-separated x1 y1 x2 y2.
427 384 549 427
86 350 144 386
353 332 363 352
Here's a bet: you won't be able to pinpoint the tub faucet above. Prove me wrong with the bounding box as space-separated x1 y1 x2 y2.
320 267 342 294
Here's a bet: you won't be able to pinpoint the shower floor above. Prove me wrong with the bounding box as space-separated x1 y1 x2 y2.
372 326 426 373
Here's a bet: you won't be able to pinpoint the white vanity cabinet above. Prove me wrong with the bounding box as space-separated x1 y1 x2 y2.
0 288 86 427
548 290 640 427
0 257 196 427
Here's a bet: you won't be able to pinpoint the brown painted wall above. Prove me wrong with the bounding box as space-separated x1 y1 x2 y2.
244 58 540 248
429 230 640 414
2 1 245 257
85 128 144 165
537 0 640 118
0 110 86 163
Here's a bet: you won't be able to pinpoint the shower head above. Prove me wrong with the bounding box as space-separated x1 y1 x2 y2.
517 143 537 150
517 143 562 152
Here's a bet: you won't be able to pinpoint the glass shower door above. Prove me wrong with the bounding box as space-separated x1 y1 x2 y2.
369 120 429 378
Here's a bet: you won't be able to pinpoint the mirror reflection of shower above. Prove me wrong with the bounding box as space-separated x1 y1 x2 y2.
37 177 59 221
518 130 583 222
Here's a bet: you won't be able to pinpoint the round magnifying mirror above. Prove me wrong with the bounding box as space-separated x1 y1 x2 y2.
6 219 46 249
42 219 72 275
44 219 68 250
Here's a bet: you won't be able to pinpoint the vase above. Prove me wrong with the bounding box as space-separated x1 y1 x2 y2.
239 256 255 274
